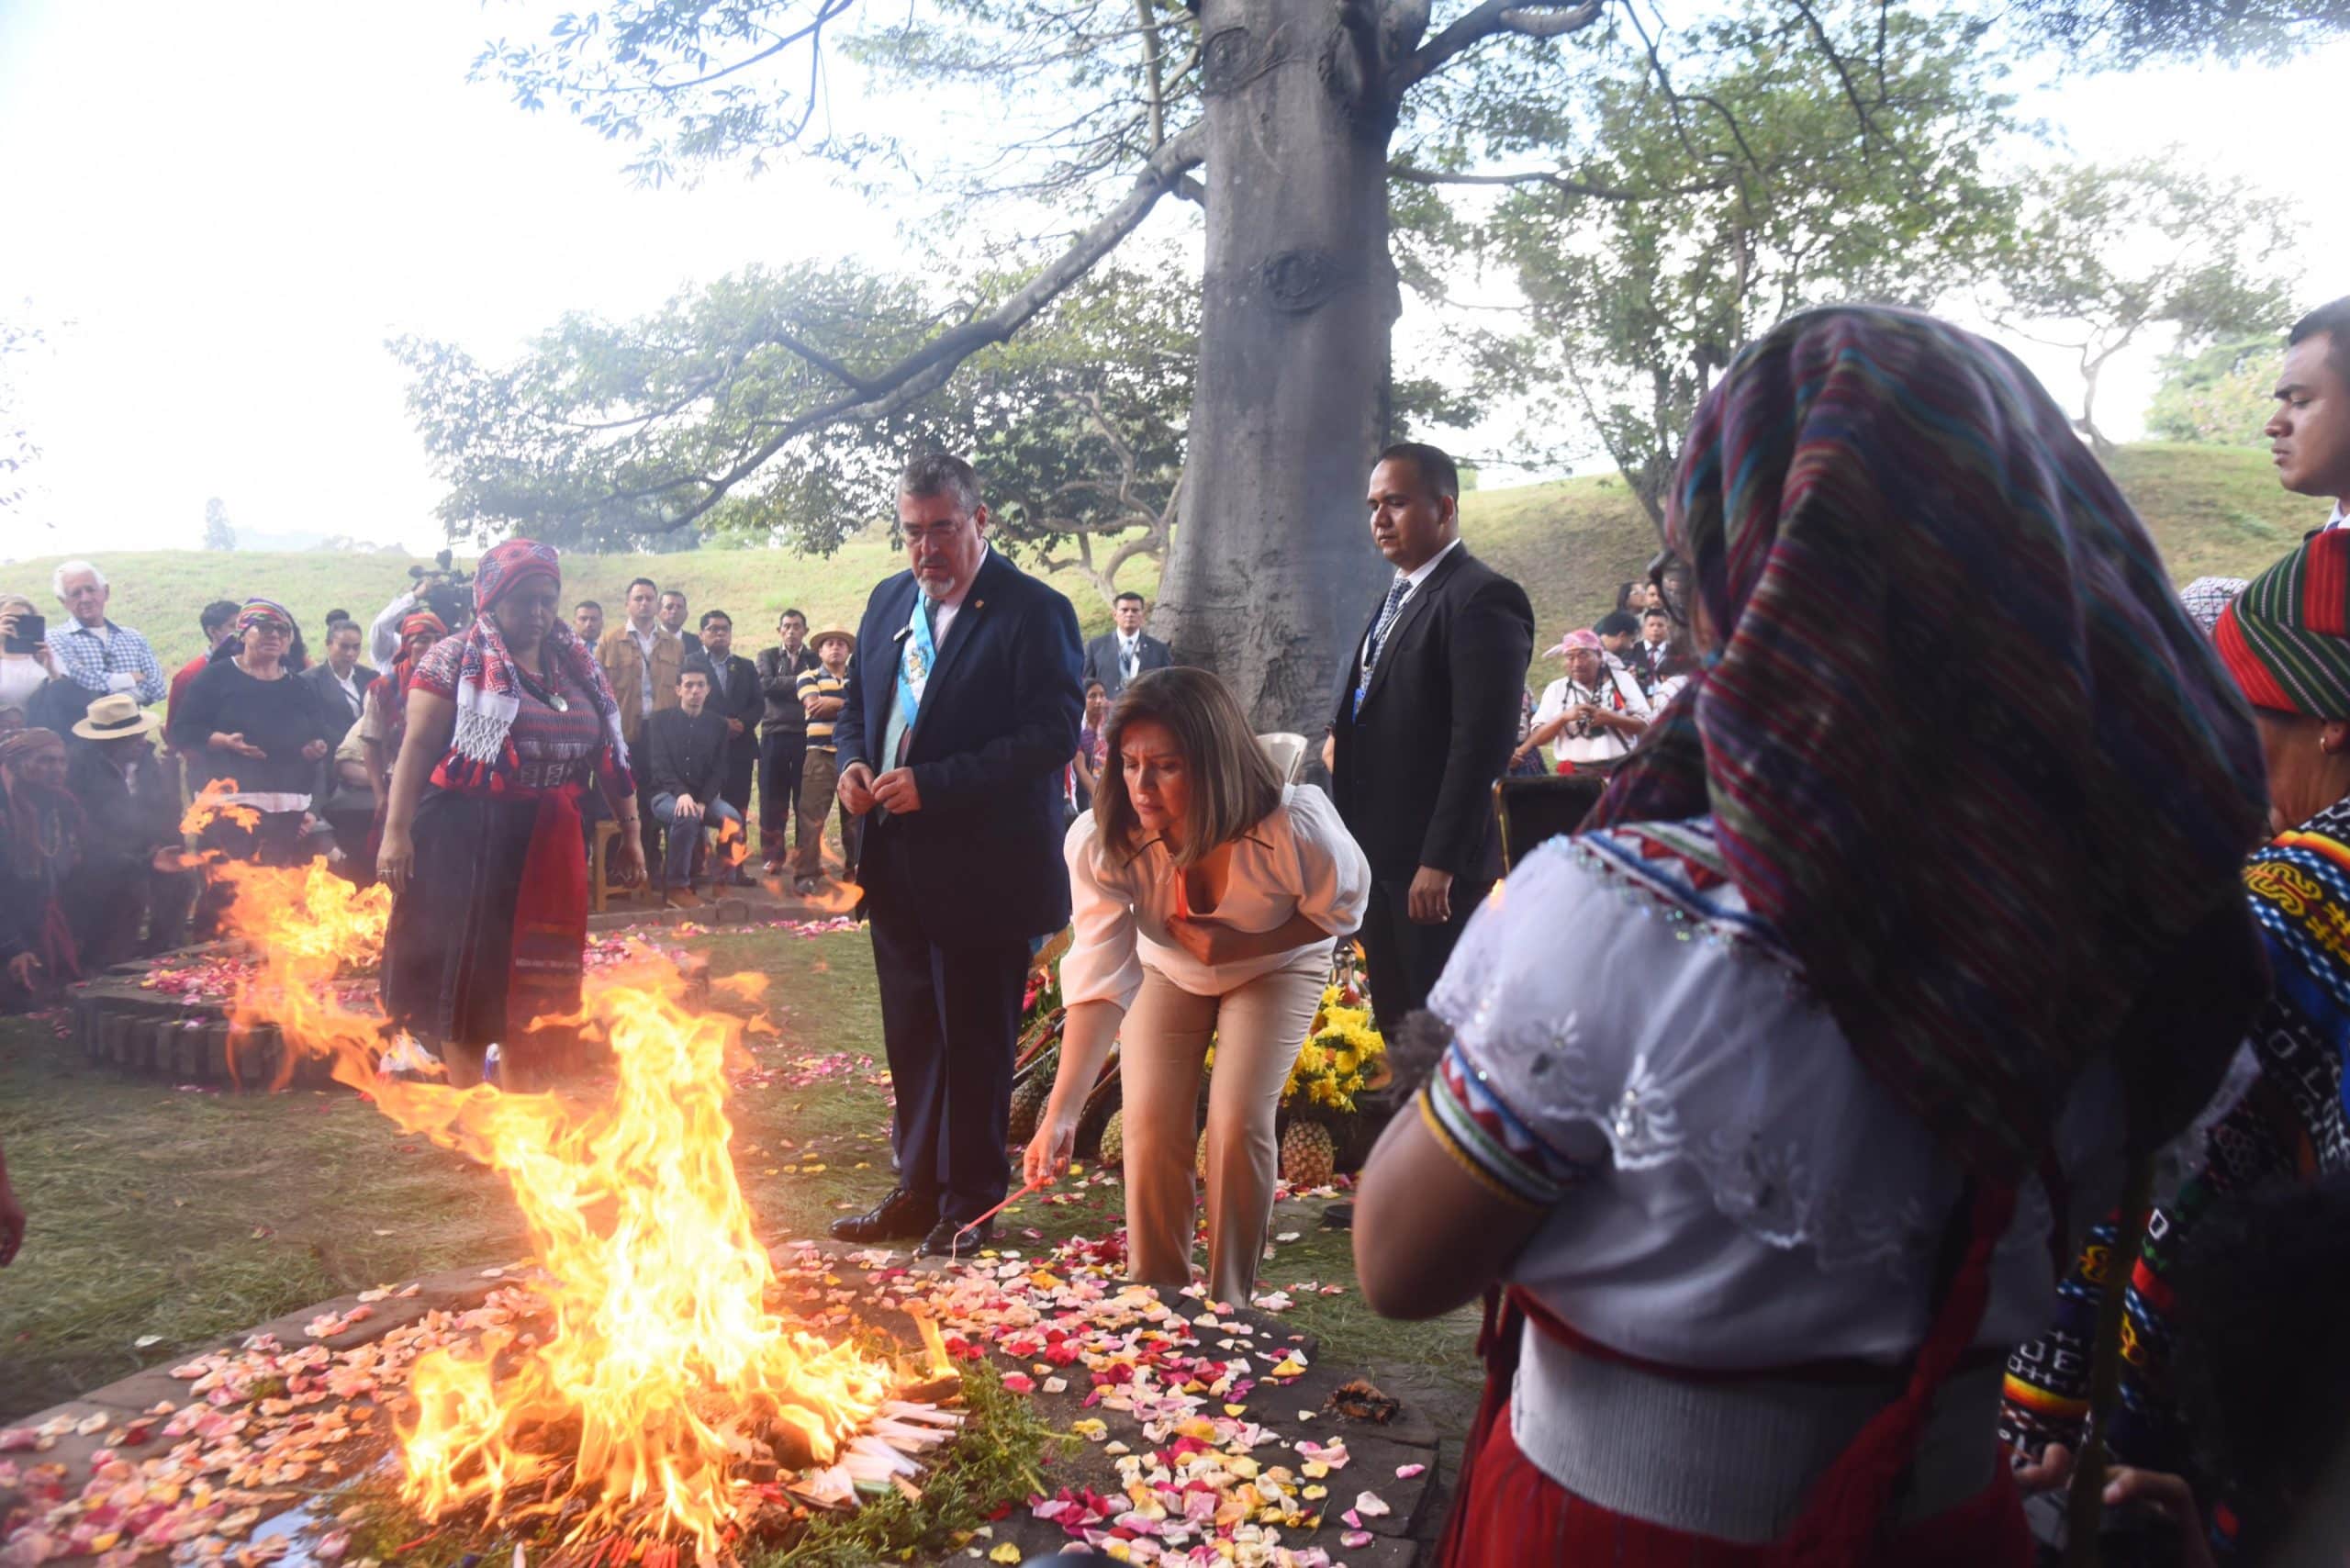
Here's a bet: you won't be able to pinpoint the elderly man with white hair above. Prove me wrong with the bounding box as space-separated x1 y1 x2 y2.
45 561 165 706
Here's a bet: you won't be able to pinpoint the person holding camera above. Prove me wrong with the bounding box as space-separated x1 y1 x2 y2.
368 551 471 667
1516 628 1651 777
0 593 89 737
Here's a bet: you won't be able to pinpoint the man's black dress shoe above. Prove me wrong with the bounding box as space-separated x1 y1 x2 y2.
828 1187 936 1244
915 1216 992 1260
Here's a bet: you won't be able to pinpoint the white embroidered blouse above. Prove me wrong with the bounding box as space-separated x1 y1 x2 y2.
1421 817 2124 1369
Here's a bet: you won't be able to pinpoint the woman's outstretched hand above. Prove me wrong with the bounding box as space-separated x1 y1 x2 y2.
1024 1114 1078 1189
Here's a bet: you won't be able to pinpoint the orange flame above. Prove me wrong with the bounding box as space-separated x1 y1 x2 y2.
180 778 260 837
198 850 908 1551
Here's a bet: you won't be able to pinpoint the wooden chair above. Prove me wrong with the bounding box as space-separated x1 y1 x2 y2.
1255 731 1309 784
588 818 625 913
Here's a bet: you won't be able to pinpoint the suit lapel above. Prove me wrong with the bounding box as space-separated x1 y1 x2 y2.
1360 546 1468 713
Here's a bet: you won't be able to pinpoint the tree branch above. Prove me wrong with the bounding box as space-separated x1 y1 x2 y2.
1392 0 1602 94
638 122 1207 533
1389 162 1721 202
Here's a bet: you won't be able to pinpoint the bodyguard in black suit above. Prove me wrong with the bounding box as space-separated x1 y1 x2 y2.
1328 442 1535 1036
301 621 376 735
829 453 1084 1260
692 610 765 823
1080 591 1175 699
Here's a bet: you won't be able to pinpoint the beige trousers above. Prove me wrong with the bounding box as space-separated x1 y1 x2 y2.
1118 947 1327 1305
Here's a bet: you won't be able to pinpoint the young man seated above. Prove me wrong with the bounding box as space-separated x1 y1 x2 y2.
643 659 744 903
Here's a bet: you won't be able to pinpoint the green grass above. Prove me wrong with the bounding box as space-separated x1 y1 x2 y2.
0 928 1479 1432
7 442 2316 679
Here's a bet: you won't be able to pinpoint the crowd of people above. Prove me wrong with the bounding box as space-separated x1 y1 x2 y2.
4 294 2350 1563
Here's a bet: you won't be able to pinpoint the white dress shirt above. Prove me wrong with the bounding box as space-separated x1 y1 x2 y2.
1358 536 1462 686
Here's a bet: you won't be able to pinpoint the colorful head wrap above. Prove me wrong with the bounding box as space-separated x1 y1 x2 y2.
1588 306 2267 1183
236 598 296 633
1546 628 1603 658
397 610 449 643
2215 536 2350 718
0 727 62 769
475 539 562 614
431 538 631 796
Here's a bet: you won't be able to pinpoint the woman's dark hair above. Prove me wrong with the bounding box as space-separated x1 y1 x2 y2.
1091 666 1283 869
1614 581 1639 613
1083 679 1107 700
2171 1173 2350 1535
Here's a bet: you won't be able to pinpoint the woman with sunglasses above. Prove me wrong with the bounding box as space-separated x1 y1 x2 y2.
166 598 338 866
1356 308 2269 1563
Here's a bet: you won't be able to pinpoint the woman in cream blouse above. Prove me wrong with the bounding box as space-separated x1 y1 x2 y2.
1026 666 1370 1305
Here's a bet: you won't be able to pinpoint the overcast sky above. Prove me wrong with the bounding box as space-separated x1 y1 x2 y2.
1 2 2343 557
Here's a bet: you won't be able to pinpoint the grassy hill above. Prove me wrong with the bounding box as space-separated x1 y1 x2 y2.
4 442 2316 676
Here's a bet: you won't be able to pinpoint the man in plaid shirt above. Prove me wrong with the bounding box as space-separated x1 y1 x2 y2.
46 561 165 706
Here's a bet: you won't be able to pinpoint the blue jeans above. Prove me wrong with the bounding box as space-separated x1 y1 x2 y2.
651 792 744 887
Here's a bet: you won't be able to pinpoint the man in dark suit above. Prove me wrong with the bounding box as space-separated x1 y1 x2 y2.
1329 442 1535 1037
1080 591 1175 700
694 610 764 884
829 453 1083 1260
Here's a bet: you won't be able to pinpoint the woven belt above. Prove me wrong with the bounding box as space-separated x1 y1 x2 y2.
1508 1321 2003 1544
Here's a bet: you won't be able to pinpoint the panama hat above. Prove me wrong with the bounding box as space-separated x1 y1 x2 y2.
810 629 856 653
73 691 163 741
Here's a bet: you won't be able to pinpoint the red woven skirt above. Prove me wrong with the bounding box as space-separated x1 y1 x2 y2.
1443 1400 2031 1567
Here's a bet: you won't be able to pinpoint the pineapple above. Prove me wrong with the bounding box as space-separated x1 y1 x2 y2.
1006 1072 1052 1147
1280 1121 1337 1191
1098 1109 1125 1171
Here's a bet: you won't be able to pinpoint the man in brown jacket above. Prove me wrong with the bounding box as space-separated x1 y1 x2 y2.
597 577 685 876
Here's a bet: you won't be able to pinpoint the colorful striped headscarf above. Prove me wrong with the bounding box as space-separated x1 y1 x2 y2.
2215 535 2350 717
1588 306 2268 1184
236 598 295 633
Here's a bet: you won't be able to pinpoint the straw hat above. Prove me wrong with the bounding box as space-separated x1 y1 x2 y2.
73 691 163 741
810 628 856 654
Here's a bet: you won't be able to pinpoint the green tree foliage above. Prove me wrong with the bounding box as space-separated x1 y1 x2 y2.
1992 157 2300 453
2146 334 2281 447
1464 3 2024 521
202 497 237 552
393 253 1203 601
408 0 2344 598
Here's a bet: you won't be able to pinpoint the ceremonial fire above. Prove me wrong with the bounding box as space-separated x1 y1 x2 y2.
179 785 950 1557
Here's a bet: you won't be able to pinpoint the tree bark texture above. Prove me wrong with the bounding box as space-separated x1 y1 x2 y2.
1153 0 1401 737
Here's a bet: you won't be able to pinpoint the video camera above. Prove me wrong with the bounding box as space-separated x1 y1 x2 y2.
408 548 475 630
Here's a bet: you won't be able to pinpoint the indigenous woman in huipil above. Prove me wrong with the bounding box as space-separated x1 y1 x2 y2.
1354 307 2271 1565
377 541 645 1090
2003 529 2350 1560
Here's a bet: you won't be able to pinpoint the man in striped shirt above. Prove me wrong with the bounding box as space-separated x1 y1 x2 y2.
790 629 861 895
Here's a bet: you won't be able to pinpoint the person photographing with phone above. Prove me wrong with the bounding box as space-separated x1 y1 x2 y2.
1025 667 1369 1306
0 594 85 736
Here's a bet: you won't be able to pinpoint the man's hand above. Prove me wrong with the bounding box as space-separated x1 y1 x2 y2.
301 739 329 761
872 767 922 814
673 794 702 821
5 953 39 991
837 763 876 814
1407 865 1455 924
725 717 744 737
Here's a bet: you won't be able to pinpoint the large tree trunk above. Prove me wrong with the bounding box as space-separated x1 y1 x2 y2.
1154 0 1399 737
